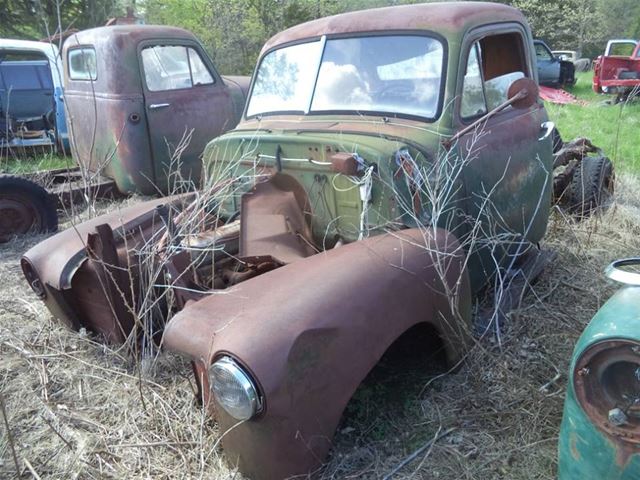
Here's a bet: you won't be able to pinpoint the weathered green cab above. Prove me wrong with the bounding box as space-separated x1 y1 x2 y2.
559 258 640 479
203 1 554 291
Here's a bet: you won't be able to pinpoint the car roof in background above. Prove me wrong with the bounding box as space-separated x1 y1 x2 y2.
0 38 60 63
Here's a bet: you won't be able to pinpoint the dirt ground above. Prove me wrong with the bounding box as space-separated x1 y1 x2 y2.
1 176 639 479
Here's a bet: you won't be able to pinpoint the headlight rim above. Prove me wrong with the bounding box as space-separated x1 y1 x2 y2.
209 355 263 421
573 338 640 444
605 257 640 286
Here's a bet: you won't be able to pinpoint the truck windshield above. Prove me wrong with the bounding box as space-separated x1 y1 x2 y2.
246 35 444 120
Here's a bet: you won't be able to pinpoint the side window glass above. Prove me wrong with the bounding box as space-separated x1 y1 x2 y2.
461 43 487 118
535 43 552 61
609 42 636 57
188 48 214 86
142 45 214 91
68 48 97 81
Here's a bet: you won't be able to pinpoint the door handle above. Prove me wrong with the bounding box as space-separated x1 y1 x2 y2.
149 103 170 110
539 121 555 141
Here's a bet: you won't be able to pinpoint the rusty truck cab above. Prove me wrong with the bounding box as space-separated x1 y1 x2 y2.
63 25 248 195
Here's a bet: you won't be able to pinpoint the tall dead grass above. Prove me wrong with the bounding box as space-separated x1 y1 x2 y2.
1 175 639 479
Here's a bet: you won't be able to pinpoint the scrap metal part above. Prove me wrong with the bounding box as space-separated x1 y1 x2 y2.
539 85 586 105
552 136 614 215
559 286 640 478
21 172 472 479
20 195 193 338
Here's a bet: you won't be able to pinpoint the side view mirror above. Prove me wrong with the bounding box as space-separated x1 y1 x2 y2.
507 77 539 109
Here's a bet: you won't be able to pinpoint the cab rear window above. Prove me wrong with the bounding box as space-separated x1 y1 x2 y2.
68 47 97 81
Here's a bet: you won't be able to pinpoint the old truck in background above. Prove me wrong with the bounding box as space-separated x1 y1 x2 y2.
593 39 640 101
552 49 591 72
0 25 249 242
534 39 576 87
63 25 249 196
21 3 614 479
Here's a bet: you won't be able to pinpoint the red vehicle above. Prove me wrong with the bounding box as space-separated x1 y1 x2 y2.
593 40 640 101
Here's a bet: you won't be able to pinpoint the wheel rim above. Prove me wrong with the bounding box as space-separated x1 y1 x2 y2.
0 194 43 242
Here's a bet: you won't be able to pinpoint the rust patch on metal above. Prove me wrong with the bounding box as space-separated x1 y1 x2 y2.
569 432 582 461
240 173 316 265
330 152 360 176
573 339 640 466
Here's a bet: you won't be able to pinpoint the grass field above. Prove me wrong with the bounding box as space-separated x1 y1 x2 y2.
6 189 640 479
546 71 640 172
0 152 73 175
1 75 640 479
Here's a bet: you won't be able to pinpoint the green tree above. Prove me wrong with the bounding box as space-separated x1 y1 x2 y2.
496 0 639 58
142 0 436 75
0 0 128 40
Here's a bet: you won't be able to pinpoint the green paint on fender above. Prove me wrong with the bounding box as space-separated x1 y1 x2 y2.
558 286 640 479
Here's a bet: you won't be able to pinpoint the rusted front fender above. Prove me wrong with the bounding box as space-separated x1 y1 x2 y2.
21 195 191 341
163 228 472 479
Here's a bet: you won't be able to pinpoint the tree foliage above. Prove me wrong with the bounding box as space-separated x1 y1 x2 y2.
141 0 640 75
0 0 127 40
502 0 640 58
142 0 434 74
1 0 639 74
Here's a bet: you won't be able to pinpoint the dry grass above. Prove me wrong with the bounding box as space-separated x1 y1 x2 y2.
0 200 235 479
1 177 640 479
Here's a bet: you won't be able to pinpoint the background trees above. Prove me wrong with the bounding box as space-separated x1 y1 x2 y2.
1 0 639 74
502 0 640 58
0 0 122 40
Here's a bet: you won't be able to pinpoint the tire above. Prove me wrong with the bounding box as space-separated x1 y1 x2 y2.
0 175 58 243
560 61 576 86
575 59 591 72
566 156 614 217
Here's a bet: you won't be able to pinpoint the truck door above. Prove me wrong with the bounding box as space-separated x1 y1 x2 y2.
534 41 560 86
140 41 234 193
457 29 554 291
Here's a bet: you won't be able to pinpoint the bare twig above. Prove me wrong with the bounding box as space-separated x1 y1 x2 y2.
382 427 456 480
24 458 42 480
0 392 20 474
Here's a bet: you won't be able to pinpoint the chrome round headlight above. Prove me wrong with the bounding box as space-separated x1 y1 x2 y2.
209 356 261 421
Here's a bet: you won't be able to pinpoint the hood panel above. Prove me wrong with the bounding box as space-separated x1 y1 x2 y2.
202 128 442 244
